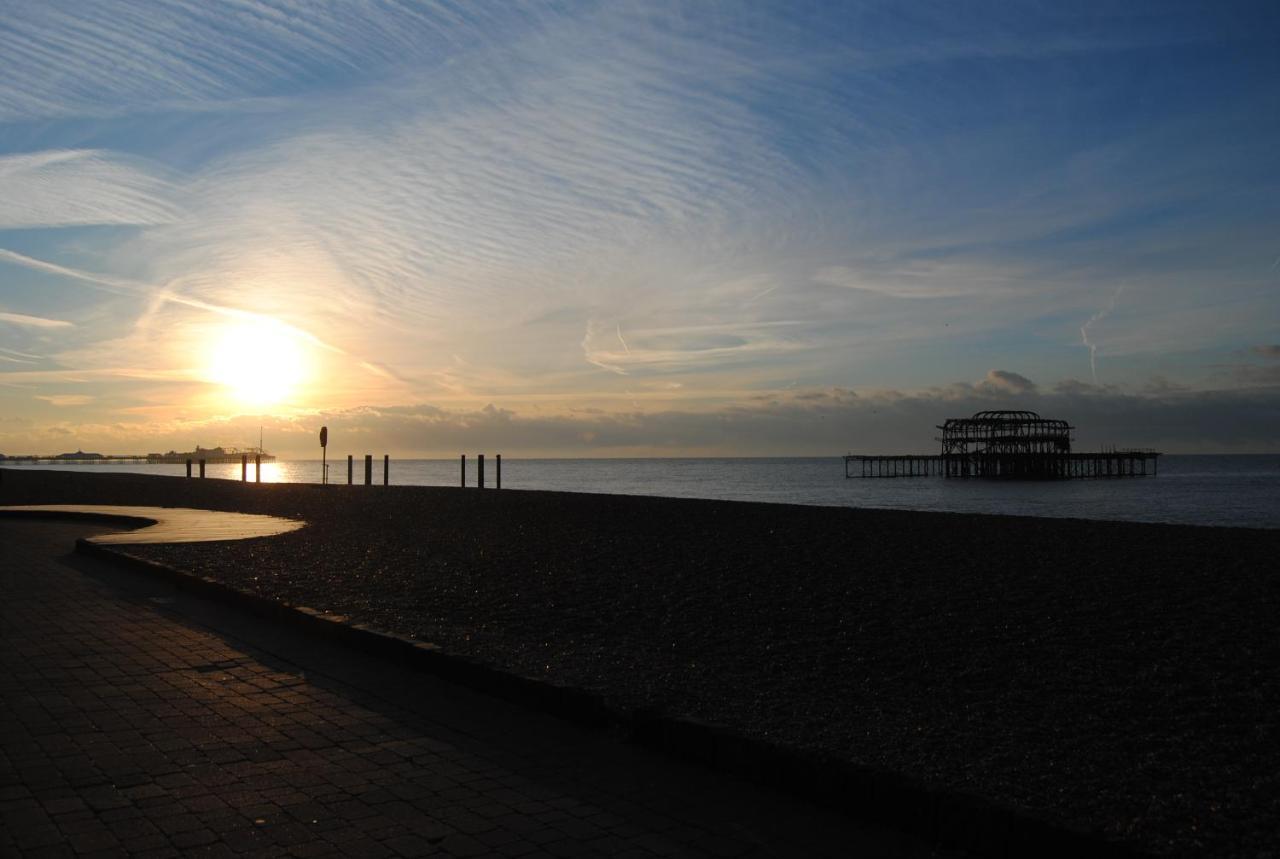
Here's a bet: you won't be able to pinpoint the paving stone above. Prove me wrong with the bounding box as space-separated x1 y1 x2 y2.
171 827 220 849
65 827 121 854
1 519 945 859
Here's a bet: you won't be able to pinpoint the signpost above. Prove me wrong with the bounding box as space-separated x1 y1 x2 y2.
319 426 328 485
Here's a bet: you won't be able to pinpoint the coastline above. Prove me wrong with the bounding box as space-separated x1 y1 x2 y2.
8 454 1279 530
4 467 1277 856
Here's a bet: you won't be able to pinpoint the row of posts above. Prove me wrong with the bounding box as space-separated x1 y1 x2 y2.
341 454 390 486
184 454 393 485
185 455 263 482
460 454 500 489
183 453 503 488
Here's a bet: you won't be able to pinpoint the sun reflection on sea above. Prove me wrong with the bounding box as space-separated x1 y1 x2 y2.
250 460 285 483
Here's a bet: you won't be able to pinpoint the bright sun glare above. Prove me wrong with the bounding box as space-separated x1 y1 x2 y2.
206 317 307 407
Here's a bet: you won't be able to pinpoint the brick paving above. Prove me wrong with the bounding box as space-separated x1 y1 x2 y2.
0 520 943 858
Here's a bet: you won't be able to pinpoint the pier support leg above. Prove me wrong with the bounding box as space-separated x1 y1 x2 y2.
199 459 205 479
186 459 191 478
242 455 247 482
255 454 261 483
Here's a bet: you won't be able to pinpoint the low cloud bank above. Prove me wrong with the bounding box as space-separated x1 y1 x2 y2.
5 373 1277 457
307 382 1276 455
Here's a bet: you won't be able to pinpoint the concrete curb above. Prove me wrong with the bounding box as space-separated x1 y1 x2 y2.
71 538 1139 858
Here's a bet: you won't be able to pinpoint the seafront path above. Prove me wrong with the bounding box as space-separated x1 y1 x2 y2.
0 517 941 858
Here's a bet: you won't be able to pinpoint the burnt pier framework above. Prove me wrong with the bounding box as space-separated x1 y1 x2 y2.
845 410 1160 479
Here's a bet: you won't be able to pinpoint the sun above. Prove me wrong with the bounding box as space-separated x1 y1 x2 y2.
205 317 308 407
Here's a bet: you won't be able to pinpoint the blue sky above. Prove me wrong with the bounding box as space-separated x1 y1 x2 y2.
1 1 1277 455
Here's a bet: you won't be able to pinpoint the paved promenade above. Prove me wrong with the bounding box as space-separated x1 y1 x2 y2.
0 519 941 858
0 505 305 545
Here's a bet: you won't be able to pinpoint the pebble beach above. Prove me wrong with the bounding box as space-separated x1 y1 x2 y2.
4 468 1278 856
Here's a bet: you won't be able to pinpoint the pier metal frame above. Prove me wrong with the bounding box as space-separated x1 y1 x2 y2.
844 409 1160 480
937 410 1073 479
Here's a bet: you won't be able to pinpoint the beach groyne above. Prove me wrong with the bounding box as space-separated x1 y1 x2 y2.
3 467 1276 857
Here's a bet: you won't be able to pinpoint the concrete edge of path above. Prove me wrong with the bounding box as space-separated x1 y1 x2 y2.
6 509 1138 859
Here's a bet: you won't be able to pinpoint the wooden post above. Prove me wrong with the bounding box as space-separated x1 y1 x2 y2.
364 454 372 486
496 454 501 489
199 458 206 478
255 454 261 483
478 454 485 489
241 454 247 481
460 454 465 487
383 454 389 486
347 455 353 485
186 458 192 478
319 426 328 486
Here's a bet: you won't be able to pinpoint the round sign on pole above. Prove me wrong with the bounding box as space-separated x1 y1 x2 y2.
319 426 328 447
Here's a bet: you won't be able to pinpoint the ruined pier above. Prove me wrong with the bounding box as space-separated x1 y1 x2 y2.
845 410 1161 480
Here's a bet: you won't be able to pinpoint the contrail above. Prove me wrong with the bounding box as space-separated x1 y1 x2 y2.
1080 285 1125 385
0 346 44 361
0 248 141 297
0 247 347 355
616 322 631 354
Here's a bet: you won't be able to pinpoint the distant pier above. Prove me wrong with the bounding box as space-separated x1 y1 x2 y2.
846 410 1161 480
0 445 274 465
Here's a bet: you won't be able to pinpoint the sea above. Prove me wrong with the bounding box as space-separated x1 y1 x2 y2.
6 455 1279 530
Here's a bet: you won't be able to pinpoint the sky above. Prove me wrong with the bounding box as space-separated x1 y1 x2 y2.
1 0 1278 457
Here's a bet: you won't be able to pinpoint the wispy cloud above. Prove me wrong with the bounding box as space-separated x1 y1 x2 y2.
0 248 152 297
35 394 92 407
813 261 1028 300
0 1 536 121
0 248 346 355
0 347 44 361
0 310 73 328
0 150 178 228
1 2 1277 449
582 319 808 376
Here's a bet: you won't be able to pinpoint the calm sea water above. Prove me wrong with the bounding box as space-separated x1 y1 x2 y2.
7 455 1279 529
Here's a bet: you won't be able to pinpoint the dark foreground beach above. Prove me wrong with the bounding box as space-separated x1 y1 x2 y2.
4 469 1277 856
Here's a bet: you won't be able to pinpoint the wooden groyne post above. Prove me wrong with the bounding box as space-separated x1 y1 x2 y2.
347 455 353 485
383 455 389 486
496 454 501 489
241 454 247 482
364 454 372 486
478 454 485 489
460 454 466 487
